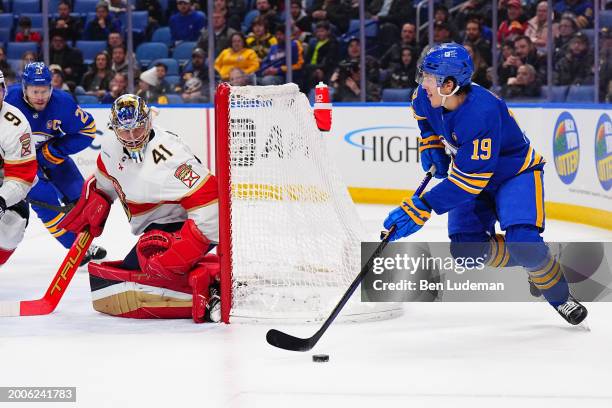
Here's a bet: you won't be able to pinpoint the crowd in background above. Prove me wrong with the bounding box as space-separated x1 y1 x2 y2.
0 0 610 104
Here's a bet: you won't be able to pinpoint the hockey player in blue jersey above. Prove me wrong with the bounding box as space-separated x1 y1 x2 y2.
383 43 587 325
5 62 106 264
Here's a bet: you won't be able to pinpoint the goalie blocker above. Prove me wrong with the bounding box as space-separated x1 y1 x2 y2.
58 94 220 323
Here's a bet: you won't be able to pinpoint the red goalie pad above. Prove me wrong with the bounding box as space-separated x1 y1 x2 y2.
88 255 220 322
58 177 112 237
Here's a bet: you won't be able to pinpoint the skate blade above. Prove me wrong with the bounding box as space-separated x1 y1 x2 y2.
576 319 591 332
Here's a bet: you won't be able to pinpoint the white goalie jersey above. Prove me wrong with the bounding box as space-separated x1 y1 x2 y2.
94 125 219 242
0 101 37 207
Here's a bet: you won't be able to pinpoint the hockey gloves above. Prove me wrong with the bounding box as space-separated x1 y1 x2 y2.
419 136 450 179
383 196 431 241
58 177 112 237
37 141 68 170
137 219 211 278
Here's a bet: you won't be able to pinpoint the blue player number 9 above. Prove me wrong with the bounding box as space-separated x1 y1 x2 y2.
471 138 491 160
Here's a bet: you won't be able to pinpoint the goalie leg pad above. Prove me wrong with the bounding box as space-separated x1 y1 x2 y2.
88 261 193 319
189 255 221 323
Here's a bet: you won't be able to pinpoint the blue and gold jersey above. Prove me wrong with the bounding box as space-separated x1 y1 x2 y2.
5 86 96 165
411 84 545 214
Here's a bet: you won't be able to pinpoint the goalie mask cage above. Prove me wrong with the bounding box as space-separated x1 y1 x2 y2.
215 83 401 323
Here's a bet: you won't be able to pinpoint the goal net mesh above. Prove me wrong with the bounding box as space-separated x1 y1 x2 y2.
219 83 400 322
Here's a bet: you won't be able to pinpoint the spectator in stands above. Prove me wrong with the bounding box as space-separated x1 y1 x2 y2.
526 1 559 51
183 47 208 81
246 17 278 61
381 23 419 70
600 28 612 102
367 0 415 31
259 24 304 85
554 16 578 61
17 51 37 79
455 1 493 32
367 0 416 51
100 72 128 103
291 0 313 42
464 43 491 88
432 5 459 40
554 32 593 85
154 62 172 96
0 47 15 79
136 0 165 29
107 32 124 54
53 2 83 45
499 35 545 85
170 0 206 43
310 0 351 34
208 0 247 31
107 0 129 14
214 32 260 80
463 18 492 65
503 63 541 99
339 37 379 84
197 9 237 57
137 67 164 103
554 0 594 29
85 2 122 41
182 77 209 102
244 0 280 34
50 33 85 84
303 21 339 92
50 64 76 96
332 60 380 102
81 51 114 98
229 67 251 85
383 46 417 90
497 0 527 44
15 16 42 44
433 21 453 45
111 45 141 80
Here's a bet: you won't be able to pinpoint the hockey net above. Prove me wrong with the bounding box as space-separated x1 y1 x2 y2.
215 83 401 323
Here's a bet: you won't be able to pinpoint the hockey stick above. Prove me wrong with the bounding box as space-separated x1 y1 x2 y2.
0 230 93 317
26 198 75 213
266 168 435 351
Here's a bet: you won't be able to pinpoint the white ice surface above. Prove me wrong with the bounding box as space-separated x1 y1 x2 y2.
0 204 611 408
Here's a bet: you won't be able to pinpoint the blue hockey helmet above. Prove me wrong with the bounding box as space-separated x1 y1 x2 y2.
22 62 52 87
418 43 474 88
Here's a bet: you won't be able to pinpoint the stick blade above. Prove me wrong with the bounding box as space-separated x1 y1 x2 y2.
266 329 314 352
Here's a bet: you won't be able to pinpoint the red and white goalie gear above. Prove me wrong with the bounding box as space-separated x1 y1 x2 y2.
58 177 112 237
313 82 332 132
0 248 14 266
136 219 211 278
88 254 220 323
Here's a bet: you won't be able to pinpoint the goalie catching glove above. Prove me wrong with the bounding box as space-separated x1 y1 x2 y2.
58 177 112 237
137 219 211 278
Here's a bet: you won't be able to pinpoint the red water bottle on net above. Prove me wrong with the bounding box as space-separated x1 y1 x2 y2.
314 82 332 132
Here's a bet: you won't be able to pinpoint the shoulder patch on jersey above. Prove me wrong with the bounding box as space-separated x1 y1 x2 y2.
19 133 32 157
174 163 201 188
411 87 418 101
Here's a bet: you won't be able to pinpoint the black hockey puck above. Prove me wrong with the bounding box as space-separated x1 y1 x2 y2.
312 354 329 363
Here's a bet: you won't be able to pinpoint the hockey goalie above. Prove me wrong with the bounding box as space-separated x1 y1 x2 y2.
58 94 220 323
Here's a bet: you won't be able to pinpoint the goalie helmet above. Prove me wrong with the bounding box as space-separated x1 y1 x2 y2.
109 94 152 162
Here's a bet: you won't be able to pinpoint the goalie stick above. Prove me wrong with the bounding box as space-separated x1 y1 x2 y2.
266 167 435 351
0 230 93 317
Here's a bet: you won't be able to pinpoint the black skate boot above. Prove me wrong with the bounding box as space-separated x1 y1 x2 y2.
205 282 221 323
556 296 588 325
80 244 107 266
